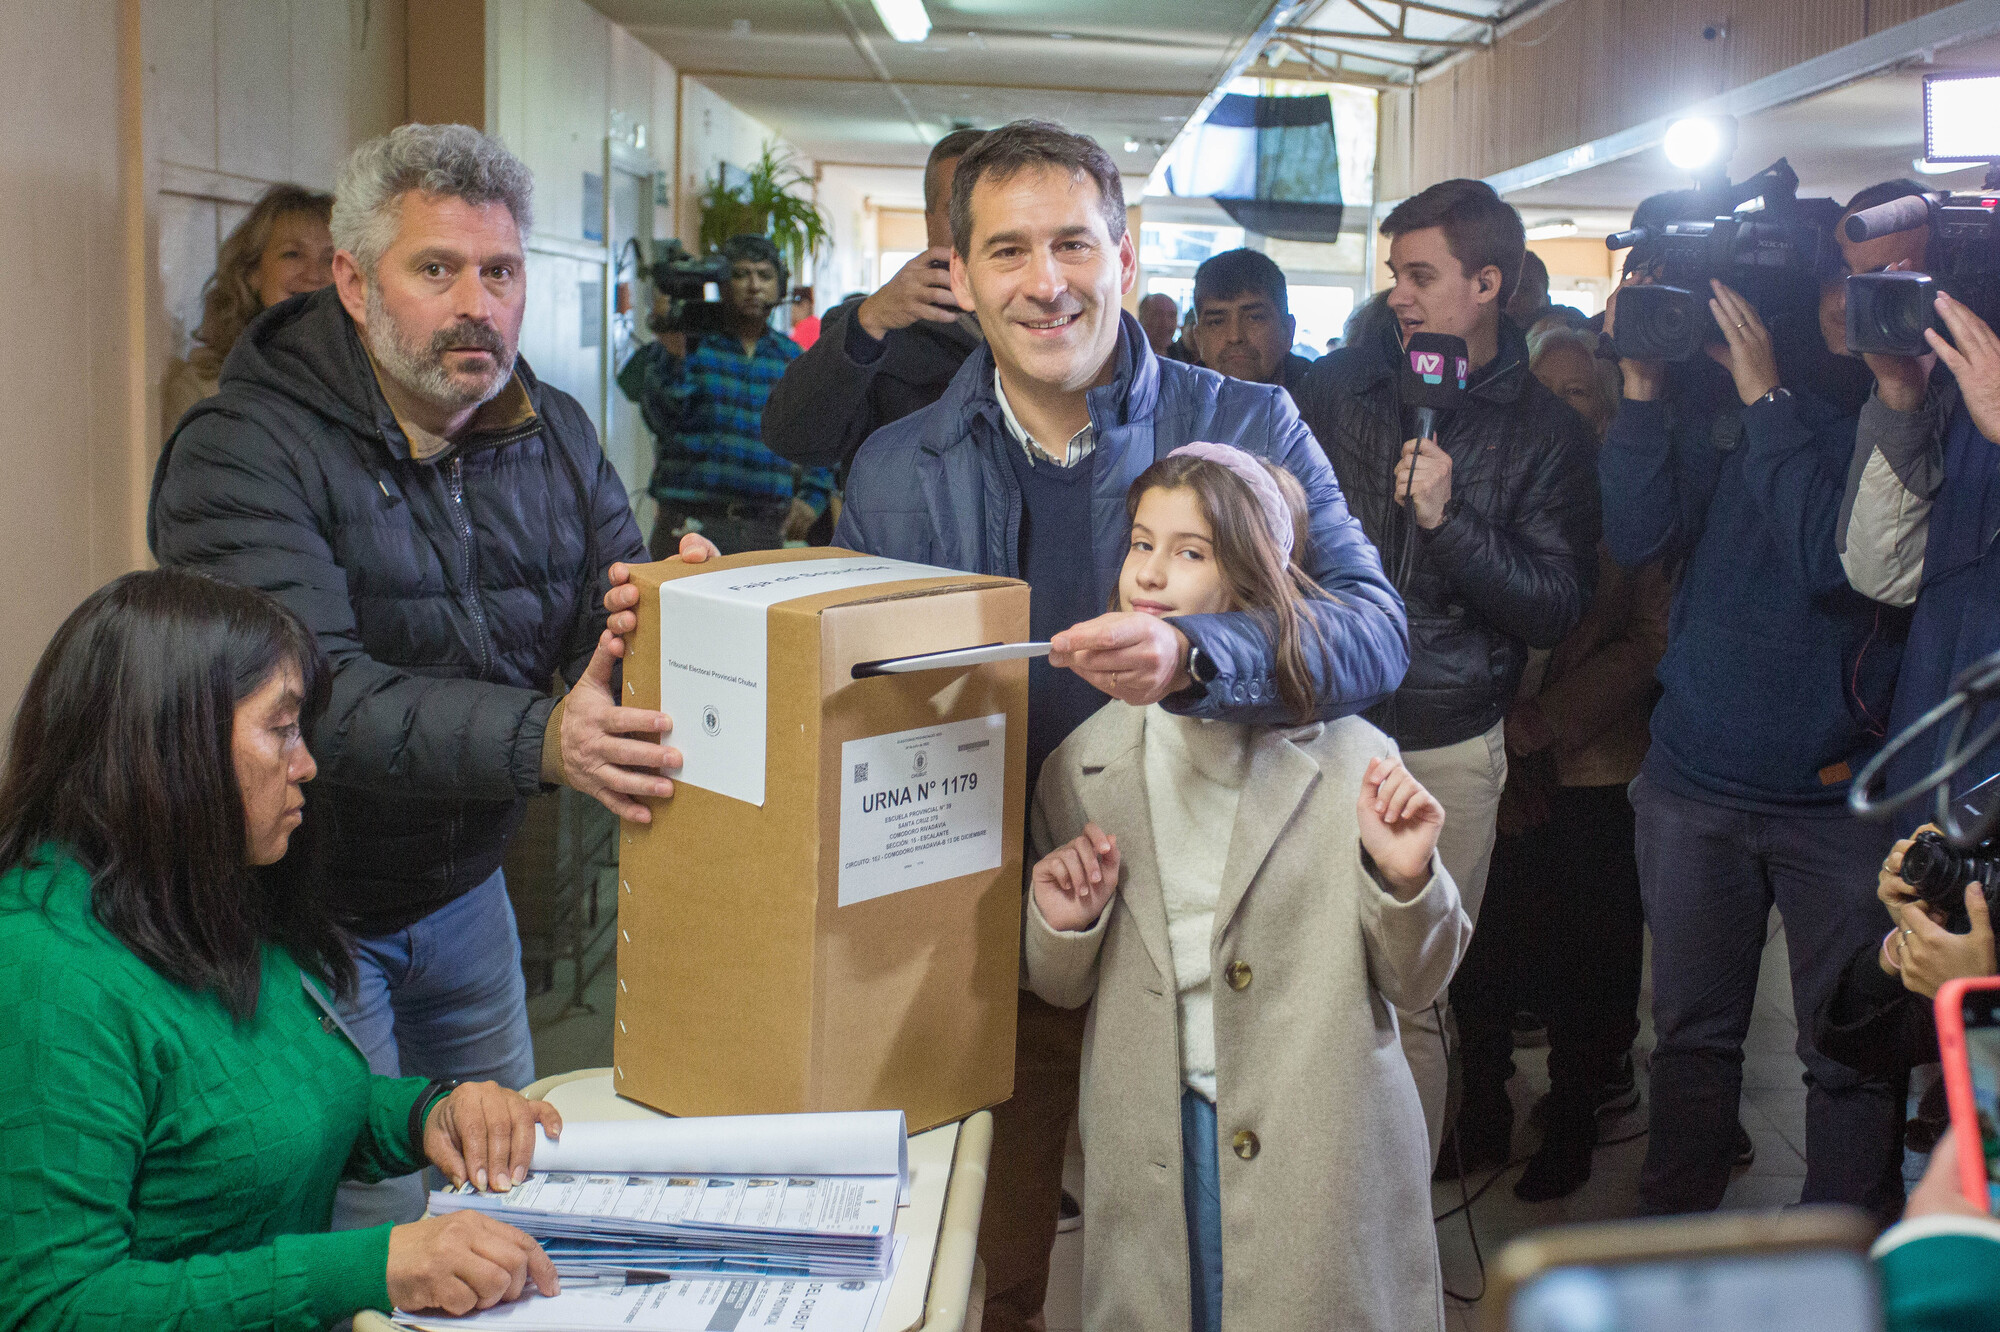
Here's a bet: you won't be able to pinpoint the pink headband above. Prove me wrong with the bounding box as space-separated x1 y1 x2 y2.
1166 442 1295 562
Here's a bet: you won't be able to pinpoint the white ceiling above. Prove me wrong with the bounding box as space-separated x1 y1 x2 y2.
591 0 1287 171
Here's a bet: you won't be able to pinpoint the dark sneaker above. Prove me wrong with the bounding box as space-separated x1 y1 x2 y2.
1515 1133 1595 1201
1056 1189 1083 1234
1530 1051 1641 1130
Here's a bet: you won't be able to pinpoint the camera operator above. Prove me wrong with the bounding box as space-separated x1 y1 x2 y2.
761 128 987 472
1840 238 2000 836
618 233 833 557
1600 181 1922 1225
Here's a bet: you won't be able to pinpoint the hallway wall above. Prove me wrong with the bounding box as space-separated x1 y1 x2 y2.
0 0 134 742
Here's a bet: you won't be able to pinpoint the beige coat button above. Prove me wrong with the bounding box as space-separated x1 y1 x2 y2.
1225 960 1252 990
1232 1129 1259 1160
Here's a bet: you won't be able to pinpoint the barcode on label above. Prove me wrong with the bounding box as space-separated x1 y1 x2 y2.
852 762 868 784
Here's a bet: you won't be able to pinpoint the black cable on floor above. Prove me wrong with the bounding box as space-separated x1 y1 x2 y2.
1433 1117 1651 1303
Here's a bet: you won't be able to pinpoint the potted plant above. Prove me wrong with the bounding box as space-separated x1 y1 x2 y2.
697 140 831 278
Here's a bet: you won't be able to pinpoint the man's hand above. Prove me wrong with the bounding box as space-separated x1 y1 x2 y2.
1032 823 1120 933
1050 612 1192 705
1608 271 1666 400
560 631 679 822
1928 290 2000 445
1707 281 1781 406
1877 828 1931 913
423 1081 563 1193
1890 885 1996 1000
856 248 963 342
387 1211 559 1315
1864 349 1936 414
1357 755 1443 900
781 497 817 544
1394 436 1453 530
600 537 722 646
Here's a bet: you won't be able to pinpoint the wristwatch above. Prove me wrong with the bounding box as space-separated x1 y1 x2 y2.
409 1077 461 1152
1186 642 1218 686
1752 386 1793 410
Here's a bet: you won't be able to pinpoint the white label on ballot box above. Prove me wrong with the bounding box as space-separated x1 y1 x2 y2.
656 556 965 807
839 713 1007 906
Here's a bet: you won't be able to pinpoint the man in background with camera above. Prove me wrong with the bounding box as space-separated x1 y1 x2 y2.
1839 190 2000 1003
619 232 834 557
761 128 988 473
1294 178 1601 1164
1599 178 1925 1224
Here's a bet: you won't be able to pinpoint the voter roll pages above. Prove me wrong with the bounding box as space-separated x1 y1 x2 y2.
390 1110 907 1332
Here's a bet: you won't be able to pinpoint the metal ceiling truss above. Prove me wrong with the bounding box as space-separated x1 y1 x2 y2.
1267 0 1533 82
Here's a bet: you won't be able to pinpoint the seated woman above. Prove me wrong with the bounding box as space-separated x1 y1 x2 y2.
0 569 563 1330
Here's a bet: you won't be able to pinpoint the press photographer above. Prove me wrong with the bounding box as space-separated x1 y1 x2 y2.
1839 156 2000 832
618 233 835 557
1600 166 1918 1224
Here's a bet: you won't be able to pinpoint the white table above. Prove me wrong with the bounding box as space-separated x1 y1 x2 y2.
358 1070 989 1332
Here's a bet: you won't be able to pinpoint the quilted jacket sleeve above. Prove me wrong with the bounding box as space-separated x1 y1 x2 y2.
1418 398 1601 650
1168 384 1410 724
149 412 553 802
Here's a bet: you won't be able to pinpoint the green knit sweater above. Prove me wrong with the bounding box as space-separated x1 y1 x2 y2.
0 850 434 1331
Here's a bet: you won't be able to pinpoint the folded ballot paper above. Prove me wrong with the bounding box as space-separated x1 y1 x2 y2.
424 1111 907 1285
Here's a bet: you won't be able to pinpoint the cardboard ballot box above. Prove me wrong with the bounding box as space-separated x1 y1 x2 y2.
616 549 1028 1132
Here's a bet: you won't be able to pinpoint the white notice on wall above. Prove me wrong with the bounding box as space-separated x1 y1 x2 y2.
656 556 966 807
839 714 1007 907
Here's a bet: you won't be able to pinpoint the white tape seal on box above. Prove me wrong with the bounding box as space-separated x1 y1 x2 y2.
656 556 967 807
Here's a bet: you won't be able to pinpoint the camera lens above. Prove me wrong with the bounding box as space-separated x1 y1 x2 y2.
1875 284 1929 348
1900 836 1955 895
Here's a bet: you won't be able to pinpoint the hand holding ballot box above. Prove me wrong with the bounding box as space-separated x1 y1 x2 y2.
617 550 1029 1130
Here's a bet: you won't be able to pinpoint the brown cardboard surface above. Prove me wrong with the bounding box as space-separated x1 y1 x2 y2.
616 549 1026 1130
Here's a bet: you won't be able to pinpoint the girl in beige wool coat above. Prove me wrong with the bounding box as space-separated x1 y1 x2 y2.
1025 444 1472 1332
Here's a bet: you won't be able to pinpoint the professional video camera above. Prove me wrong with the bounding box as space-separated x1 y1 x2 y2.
637 238 734 336
1897 771 2000 931
1606 157 1840 362
1844 73 2000 357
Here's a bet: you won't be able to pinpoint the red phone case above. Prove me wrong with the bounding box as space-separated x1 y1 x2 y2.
1934 977 2000 1210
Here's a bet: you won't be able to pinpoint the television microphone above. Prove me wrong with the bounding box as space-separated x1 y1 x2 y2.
1399 331 1470 448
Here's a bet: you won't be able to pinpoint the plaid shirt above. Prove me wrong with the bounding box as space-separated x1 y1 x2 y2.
618 327 834 512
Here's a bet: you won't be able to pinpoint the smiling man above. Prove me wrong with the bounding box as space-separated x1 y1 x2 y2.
149 125 666 1227
1294 177 1601 1164
832 118 1406 1332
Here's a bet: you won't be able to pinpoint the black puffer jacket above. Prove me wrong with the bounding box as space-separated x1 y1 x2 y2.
761 296 981 470
1295 317 1601 751
149 288 648 934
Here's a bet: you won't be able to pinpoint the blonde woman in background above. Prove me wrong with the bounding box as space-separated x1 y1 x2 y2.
163 184 334 432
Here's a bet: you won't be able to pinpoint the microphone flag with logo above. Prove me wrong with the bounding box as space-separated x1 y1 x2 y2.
1399 331 1469 443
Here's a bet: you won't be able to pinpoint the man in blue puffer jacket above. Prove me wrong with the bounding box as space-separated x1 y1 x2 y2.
834 120 1407 1332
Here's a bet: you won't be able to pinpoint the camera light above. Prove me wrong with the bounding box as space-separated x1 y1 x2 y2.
868 0 931 43
1925 72 2000 162
1663 117 1730 171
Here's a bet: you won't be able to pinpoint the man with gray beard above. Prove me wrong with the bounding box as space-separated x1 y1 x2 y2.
149 125 679 1226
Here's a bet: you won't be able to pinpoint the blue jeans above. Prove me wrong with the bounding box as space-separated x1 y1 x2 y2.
1631 774 1906 1223
330 870 536 1229
1181 1089 1222 1332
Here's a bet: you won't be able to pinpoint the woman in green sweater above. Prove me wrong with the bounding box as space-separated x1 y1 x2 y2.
0 570 566 1330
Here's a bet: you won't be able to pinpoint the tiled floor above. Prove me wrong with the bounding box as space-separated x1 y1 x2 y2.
524 911 1887 1332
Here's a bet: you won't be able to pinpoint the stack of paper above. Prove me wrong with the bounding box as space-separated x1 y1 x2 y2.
425 1111 907 1283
